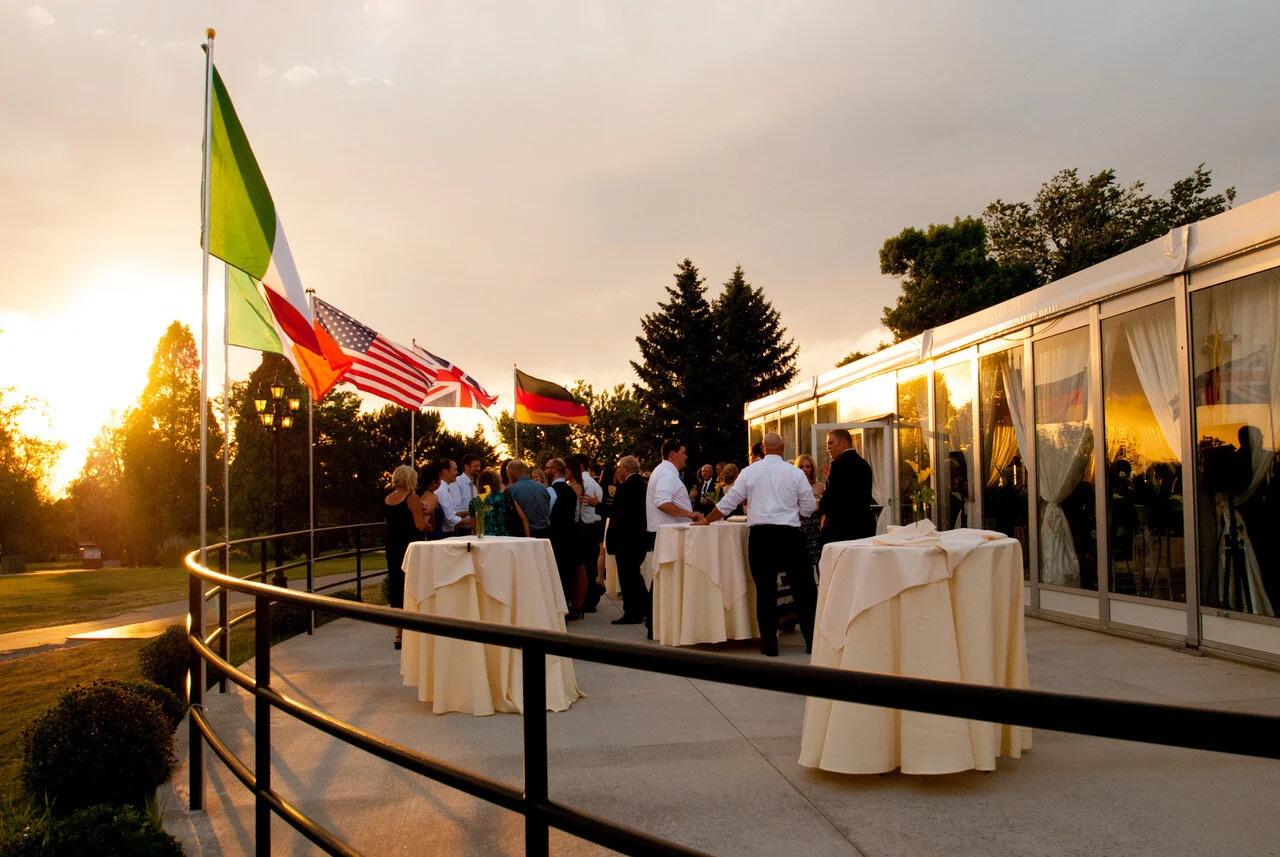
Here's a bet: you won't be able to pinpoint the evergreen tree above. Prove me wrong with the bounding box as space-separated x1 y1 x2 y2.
710 265 799 460
119 322 224 564
631 259 720 467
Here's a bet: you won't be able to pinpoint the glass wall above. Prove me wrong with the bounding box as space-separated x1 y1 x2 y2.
749 421 764 453
936 362 975 530
897 375 931 524
798 408 814 457
1034 328 1097 590
980 348 1030 575
780 413 797 461
1101 301 1186 602
1192 270 1280 617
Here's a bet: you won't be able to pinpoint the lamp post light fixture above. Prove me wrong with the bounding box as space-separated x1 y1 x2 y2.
253 380 301 586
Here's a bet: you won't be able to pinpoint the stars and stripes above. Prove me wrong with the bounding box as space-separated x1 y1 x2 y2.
412 344 498 413
313 297 436 409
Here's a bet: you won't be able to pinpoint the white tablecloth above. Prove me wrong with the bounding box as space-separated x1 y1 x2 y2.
800 526 1031 774
652 523 759 646
400 536 582 715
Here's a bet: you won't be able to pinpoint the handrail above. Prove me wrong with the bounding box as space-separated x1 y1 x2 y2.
185 540 1280 857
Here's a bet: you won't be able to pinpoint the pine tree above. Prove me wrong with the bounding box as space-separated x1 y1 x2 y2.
711 265 799 458
631 259 721 468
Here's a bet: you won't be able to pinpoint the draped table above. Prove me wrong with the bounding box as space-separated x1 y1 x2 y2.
400 536 582 716
651 522 759 647
799 522 1032 774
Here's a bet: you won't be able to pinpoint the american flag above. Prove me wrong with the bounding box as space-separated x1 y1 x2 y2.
412 344 498 413
313 297 437 409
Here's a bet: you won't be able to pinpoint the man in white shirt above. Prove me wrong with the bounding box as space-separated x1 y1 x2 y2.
453 454 482 536
699 432 816 656
433 458 470 536
646 438 703 532
571 454 606 611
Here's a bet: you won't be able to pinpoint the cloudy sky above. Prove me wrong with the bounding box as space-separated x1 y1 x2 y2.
4 0 1280 493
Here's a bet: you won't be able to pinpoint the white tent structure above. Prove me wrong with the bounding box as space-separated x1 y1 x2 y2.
747 191 1280 663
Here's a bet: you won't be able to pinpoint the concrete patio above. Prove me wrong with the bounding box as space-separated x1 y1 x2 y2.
160 594 1280 857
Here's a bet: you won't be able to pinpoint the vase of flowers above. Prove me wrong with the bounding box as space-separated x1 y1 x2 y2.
473 486 492 539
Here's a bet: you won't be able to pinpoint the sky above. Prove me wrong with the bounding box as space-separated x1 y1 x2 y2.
4 0 1280 496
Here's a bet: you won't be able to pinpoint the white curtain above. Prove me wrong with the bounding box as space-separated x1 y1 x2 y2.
1123 303 1182 458
1033 332 1092 587
864 428 892 534
1002 363 1030 463
1199 275 1280 616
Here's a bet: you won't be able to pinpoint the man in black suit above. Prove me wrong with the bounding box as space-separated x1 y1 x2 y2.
692 463 717 515
545 458 582 619
605 455 651 625
818 428 876 546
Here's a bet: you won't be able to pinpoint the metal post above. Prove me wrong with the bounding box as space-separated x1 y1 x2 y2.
188 567 205 811
260 538 267 579
353 527 362 600
255 593 272 857
522 646 549 857
306 537 314 635
218 547 229 694
272 426 284 574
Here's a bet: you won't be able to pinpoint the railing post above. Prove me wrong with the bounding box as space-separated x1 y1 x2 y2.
260 538 267 579
219 547 230 694
188 562 205 811
306 536 315 635
255 593 272 857
522 645 549 857
354 527 363 601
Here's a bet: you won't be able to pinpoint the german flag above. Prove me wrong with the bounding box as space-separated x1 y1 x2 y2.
515 369 589 426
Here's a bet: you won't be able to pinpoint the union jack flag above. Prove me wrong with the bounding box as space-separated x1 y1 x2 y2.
411 344 498 414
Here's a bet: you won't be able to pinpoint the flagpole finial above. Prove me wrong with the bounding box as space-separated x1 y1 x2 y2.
206 28 216 38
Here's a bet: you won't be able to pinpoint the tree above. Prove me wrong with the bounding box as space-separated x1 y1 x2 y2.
495 409 573 470
570 382 649 467
0 388 64 557
67 418 126 558
709 265 799 460
984 164 1236 285
836 340 892 368
879 217 1039 342
119 322 224 564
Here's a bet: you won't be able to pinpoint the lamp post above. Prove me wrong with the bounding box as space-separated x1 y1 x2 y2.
254 380 301 587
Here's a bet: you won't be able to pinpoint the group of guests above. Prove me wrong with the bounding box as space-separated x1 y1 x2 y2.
383 429 877 657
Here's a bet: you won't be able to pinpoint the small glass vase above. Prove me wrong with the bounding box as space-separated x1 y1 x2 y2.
475 510 485 539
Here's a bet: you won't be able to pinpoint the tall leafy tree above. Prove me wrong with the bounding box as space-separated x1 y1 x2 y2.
496 381 650 469
0 388 64 557
984 165 1236 285
880 217 1039 341
67 419 125 559
495 410 573 469
710 265 799 460
119 322 224 564
631 259 721 467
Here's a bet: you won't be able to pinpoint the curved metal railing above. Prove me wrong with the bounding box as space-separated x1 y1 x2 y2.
185 529 1280 857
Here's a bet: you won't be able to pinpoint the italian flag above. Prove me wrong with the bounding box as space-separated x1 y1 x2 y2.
514 369 589 426
208 65 347 396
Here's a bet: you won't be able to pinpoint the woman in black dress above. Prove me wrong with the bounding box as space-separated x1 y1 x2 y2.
384 464 426 649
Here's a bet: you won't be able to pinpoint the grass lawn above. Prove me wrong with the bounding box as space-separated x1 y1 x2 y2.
0 640 146 806
0 552 386 635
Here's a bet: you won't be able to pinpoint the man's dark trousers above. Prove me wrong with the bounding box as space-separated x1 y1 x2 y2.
615 549 650 622
747 524 816 655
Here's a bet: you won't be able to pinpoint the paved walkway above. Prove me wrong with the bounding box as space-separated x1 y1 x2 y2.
0 573 365 660
159 595 1280 857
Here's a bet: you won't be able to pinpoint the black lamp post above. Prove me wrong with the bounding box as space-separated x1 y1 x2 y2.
254 380 301 587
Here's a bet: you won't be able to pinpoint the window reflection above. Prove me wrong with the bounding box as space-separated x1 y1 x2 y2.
1192 270 1280 617
936 362 975 530
897 376 931 524
1102 300 1185 602
799 408 814 457
980 349 1030 576
1034 328 1097 590
780 413 797 461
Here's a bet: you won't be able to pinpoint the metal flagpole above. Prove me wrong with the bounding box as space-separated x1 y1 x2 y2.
198 32 215 569
410 339 417 463
223 264 231 556
513 364 519 459
306 290 317 597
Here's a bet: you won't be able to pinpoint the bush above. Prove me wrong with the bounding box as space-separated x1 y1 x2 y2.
42 804 182 857
113 681 185 731
137 626 188 699
20 682 176 814
154 536 192 569
0 797 49 857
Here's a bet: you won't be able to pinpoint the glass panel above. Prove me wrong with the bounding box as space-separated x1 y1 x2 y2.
1102 300 1185 602
980 348 1030 576
765 417 780 439
1034 327 1097 590
780 413 797 461
749 422 764 455
936 362 975 531
897 376 931 524
1192 270 1280 617
798 408 814 457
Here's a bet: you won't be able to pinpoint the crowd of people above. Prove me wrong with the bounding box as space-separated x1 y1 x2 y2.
382 429 878 656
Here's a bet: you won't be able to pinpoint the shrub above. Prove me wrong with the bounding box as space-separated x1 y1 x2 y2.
137 625 188 699
20 682 177 814
154 535 192 569
0 797 49 857
114 680 185 731
41 804 183 857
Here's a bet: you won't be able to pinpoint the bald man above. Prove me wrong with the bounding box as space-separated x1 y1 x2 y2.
699 431 816 656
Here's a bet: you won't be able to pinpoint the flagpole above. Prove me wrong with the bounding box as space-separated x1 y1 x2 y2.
410 339 417 464
223 264 231 560
513 364 519 460
306 290 317 607
199 29 216 570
